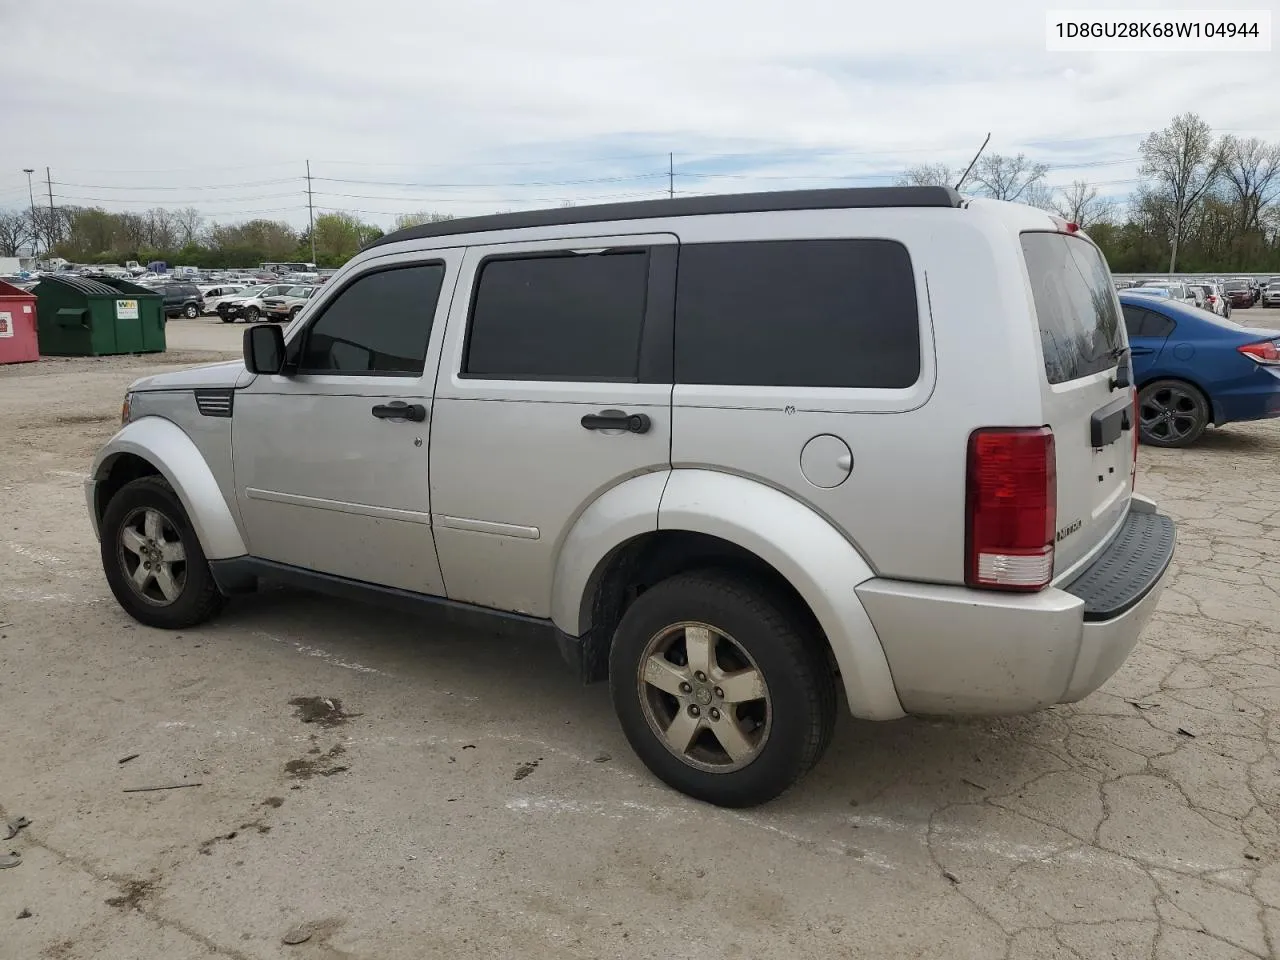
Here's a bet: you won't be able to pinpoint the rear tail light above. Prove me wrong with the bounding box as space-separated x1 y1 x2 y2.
965 427 1056 592
1238 340 1280 365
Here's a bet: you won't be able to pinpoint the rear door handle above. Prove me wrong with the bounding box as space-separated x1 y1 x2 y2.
372 401 427 422
581 409 651 434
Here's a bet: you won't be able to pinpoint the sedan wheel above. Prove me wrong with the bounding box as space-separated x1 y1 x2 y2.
184 303 199 319
1138 380 1209 448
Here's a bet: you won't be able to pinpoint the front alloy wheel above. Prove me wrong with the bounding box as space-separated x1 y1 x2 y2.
100 476 224 628
117 506 186 605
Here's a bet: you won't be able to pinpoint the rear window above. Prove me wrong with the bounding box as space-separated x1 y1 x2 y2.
1021 232 1124 385
1224 280 1248 291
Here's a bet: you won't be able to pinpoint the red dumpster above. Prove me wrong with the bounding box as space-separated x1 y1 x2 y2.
0 279 39 364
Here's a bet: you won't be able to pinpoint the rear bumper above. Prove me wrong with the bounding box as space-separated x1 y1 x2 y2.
1212 367 1280 425
857 498 1175 714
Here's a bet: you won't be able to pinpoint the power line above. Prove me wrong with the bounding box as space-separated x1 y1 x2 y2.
50 178 301 191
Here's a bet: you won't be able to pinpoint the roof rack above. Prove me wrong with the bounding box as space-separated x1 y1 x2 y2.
369 185 961 249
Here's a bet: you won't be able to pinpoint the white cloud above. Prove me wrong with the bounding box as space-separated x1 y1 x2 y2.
1 0 1275 227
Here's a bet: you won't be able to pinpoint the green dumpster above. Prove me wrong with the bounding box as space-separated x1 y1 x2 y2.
34 275 165 356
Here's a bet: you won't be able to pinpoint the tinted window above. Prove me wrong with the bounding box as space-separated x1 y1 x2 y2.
1121 305 1146 339
674 239 920 388
1021 232 1124 384
464 251 649 380
1121 305 1175 338
299 264 444 375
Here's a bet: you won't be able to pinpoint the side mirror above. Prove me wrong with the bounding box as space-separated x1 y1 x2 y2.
244 324 286 375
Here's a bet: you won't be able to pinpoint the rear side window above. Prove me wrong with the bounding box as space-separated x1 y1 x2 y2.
463 251 649 380
299 263 444 375
1121 304 1176 339
1021 232 1124 384
674 239 920 388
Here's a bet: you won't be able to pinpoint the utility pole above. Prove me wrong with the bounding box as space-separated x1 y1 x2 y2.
21 168 36 255
45 166 56 251
668 152 674 199
306 159 316 266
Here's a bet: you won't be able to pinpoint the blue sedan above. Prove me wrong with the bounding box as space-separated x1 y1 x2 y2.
1120 292 1280 447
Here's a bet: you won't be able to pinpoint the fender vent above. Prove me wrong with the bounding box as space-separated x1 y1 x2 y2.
194 388 234 418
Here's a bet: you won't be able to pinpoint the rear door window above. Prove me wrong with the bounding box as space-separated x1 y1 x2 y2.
463 251 650 381
1021 232 1124 384
674 239 920 388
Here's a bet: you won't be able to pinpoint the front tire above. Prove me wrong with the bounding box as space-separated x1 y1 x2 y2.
100 476 224 629
609 570 836 808
245 306 260 322
1138 379 1210 448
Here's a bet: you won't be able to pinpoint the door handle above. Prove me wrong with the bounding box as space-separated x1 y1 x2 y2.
371 401 427 422
581 410 651 434
1130 347 1155 356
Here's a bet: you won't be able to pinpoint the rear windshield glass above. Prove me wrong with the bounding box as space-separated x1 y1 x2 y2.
1224 280 1248 291
1021 232 1124 384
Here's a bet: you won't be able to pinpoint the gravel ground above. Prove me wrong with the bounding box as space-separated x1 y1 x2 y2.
1 314 1278 960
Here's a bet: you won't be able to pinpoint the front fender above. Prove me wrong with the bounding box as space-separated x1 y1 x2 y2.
659 470 905 721
87 416 247 560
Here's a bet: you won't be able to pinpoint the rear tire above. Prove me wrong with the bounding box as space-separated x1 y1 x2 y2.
1138 379 1210 448
183 303 199 319
100 476 224 629
609 570 836 808
220 313 235 323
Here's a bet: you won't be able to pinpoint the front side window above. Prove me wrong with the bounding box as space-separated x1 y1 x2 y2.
298 263 445 375
674 239 921 388
463 250 649 380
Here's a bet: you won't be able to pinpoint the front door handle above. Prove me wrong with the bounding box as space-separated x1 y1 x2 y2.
581 409 651 434
372 401 427 422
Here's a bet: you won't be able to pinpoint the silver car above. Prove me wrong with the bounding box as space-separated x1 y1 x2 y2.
86 188 1175 807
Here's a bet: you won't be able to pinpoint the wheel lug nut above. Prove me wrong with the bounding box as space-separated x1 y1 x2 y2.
714 687 724 699
709 708 720 721
688 704 700 717
694 671 707 683
679 682 692 694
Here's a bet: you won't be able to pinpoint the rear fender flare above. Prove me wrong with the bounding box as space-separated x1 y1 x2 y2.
657 470 904 720
89 416 246 559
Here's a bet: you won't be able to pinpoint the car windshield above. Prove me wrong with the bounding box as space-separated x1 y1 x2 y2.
1223 281 1248 291
1132 287 1171 297
286 286 309 297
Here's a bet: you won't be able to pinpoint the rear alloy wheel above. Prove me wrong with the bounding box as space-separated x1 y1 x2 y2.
609 570 835 808
183 303 199 319
245 306 261 322
101 476 224 629
1138 379 1209 448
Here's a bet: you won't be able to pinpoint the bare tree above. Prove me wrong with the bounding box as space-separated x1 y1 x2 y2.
1052 180 1114 228
1139 112 1226 272
1022 182 1056 211
173 207 205 245
896 163 954 188
969 153 1049 203
0 210 30 256
1219 136 1280 234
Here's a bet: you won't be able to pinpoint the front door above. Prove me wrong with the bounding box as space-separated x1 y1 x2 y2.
429 234 677 616
232 252 459 595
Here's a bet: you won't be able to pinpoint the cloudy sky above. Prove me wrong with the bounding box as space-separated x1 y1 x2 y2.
2 0 1275 229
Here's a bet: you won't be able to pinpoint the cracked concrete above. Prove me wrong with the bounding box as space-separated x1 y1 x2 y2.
1 315 1278 958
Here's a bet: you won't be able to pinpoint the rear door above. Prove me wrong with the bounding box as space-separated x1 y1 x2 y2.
1021 232 1134 577
429 234 676 616
1121 302 1176 380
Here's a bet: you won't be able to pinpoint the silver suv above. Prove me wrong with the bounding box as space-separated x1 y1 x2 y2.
86 187 1175 807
